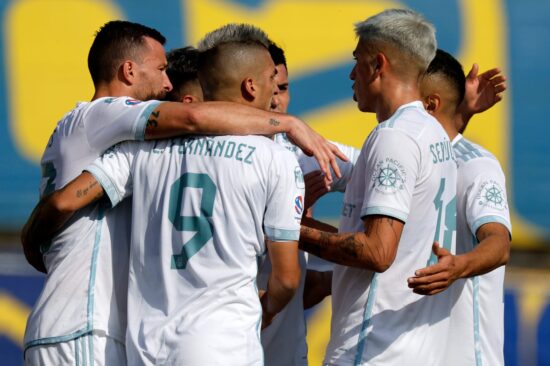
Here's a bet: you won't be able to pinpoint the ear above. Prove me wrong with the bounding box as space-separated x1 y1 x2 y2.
424 94 441 114
120 60 136 85
241 77 255 102
182 95 199 104
374 53 388 75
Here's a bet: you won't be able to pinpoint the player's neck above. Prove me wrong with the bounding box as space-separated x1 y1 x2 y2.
377 81 421 122
91 82 135 101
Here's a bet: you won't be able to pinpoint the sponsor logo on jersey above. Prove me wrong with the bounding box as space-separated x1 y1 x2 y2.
125 98 142 106
477 180 507 210
371 158 406 194
295 166 305 189
295 195 304 215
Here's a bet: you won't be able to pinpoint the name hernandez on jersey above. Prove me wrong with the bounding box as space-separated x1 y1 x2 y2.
87 135 304 365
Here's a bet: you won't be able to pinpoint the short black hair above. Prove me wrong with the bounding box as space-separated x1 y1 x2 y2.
268 41 287 69
426 49 466 105
166 46 200 101
88 20 166 85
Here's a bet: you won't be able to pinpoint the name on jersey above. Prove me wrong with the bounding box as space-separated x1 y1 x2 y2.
154 137 256 165
430 140 456 164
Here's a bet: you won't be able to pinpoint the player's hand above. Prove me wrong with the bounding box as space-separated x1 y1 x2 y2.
304 170 329 211
407 242 462 296
286 119 348 189
458 64 507 123
21 220 47 273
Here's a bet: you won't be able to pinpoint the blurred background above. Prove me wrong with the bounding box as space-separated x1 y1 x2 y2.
0 0 549 364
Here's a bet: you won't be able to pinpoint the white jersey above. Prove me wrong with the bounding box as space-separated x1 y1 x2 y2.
87 135 304 366
445 135 512 366
258 135 359 366
274 133 360 191
325 101 458 366
24 97 161 351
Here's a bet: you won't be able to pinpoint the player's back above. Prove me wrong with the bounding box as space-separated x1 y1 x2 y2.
326 102 457 365
106 135 301 365
25 97 159 351
445 135 511 366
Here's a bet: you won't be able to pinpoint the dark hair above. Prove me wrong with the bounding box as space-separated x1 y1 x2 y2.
166 46 200 101
426 49 466 105
268 41 287 69
88 20 166 85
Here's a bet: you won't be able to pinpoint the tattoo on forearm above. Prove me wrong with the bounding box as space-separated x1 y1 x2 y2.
340 234 360 260
147 111 160 129
76 180 99 198
269 118 280 127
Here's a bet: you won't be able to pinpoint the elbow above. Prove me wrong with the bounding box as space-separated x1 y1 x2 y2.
181 104 201 134
362 248 397 273
49 191 78 215
370 258 394 273
274 269 301 294
500 245 510 266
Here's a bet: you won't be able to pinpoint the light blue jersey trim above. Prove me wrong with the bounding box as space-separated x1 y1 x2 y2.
379 102 421 129
453 138 483 163
24 208 105 354
472 216 511 235
472 276 482 366
135 101 162 140
354 273 379 365
86 208 103 366
75 336 80 366
264 226 300 241
86 165 122 207
361 207 408 222
24 328 92 351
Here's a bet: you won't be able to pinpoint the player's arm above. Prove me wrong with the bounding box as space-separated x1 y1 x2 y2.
456 64 507 133
299 215 404 271
21 172 105 272
146 102 347 187
303 270 332 310
408 223 510 296
261 239 301 329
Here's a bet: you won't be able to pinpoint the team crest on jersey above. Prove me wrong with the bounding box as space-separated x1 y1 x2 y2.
371 158 406 194
125 98 142 106
295 195 304 216
476 180 507 210
294 166 304 189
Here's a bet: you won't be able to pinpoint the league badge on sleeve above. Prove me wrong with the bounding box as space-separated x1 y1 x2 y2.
125 98 143 106
294 195 304 220
371 158 406 194
477 180 508 210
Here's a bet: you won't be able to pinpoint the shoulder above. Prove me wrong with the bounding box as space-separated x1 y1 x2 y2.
453 135 502 171
373 103 447 151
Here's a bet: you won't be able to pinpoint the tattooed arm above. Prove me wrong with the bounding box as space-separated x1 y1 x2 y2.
21 172 105 272
299 215 404 271
144 102 348 188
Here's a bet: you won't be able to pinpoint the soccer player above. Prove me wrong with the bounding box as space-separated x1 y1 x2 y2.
408 49 511 365
258 41 358 366
20 20 344 365
165 46 203 103
298 9 457 365
23 26 303 365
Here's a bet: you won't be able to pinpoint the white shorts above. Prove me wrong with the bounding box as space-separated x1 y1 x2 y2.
24 331 125 366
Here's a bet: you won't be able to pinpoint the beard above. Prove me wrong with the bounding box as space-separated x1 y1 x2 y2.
139 88 167 101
